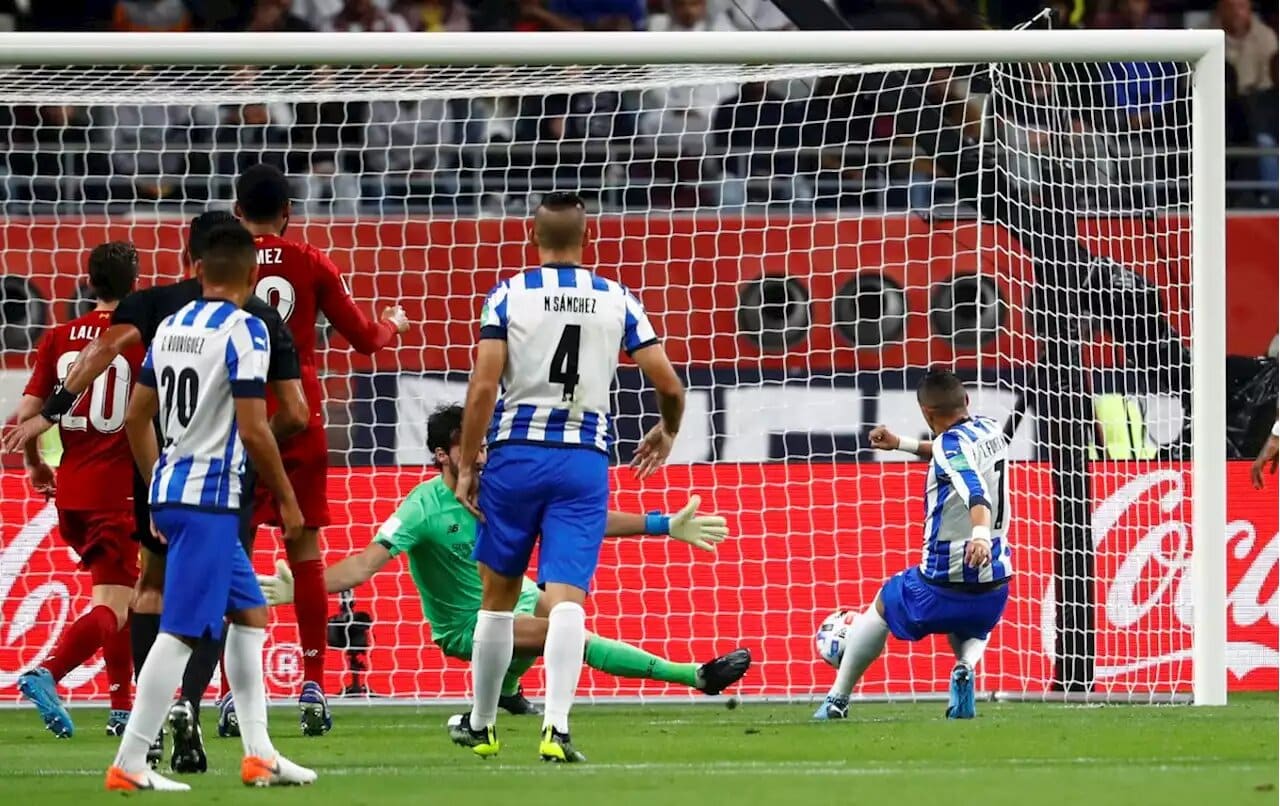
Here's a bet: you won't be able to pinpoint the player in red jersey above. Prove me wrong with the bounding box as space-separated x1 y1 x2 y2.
11 242 143 739
229 163 410 736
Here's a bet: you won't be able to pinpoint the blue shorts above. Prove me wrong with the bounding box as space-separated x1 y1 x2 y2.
474 443 609 591
879 567 1009 642
153 507 266 641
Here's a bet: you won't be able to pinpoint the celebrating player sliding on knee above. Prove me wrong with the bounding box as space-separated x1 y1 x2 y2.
255 404 750 723
815 369 1013 721
452 191 686 762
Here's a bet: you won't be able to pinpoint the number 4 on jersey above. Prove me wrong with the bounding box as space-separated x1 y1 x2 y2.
549 325 581 402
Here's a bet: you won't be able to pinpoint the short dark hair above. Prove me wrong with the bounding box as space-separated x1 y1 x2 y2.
189 210 239 261
87 241 139 303
199 222 257 285
426 403 464 468
235 163 291 223
916 368 967 413
533 191 587 251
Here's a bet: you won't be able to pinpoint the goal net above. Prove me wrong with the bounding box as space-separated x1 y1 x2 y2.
0 32 1232 706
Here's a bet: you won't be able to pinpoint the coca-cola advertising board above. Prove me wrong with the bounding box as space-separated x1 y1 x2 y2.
0 461 1274 700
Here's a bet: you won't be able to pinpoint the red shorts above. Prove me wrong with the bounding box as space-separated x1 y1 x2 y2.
57 509 139 588
252 427 330 529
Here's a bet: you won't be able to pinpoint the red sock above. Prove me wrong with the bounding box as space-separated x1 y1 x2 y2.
291 559 329 685
219 658 230 700
44 605 117 683
103 616 133 711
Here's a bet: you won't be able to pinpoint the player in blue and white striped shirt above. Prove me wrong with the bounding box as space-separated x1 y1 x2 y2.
815 369 1013 722
108 224 314 792
452 192 686 763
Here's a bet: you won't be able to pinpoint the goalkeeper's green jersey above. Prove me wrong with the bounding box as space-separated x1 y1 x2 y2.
373 476 518 640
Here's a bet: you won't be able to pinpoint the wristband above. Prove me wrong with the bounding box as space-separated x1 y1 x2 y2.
897 436 920 454
1272 420 1280 438
645 511 671 536
971 525 992 545
40 387 78 423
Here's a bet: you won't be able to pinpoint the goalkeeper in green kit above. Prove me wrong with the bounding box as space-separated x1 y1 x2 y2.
257 404 751 720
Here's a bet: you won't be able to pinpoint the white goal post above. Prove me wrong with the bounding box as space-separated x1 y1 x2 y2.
0 30 1227 706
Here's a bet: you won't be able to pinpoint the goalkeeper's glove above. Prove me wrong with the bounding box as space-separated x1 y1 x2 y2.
257 559 294 606
646 495 730 552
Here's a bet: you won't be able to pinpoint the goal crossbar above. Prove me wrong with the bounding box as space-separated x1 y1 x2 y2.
0 30 1225 67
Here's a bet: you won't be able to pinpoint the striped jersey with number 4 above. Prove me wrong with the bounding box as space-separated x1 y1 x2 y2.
23 309 145 512
140 299 270 511
921 415 1014 584
479 264 658 453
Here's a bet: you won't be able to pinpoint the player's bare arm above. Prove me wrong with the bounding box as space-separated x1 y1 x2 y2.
629 342 685 479
1252 422 1279 490
13 394 55 494
124 383 161 482
235 396 304 543
3 323 142 453
868 425 934 459
455 338 507 517
268 378 309 439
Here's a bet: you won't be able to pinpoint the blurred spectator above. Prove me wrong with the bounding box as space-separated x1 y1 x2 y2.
394 0 471 30
713 81 810 206
709 0 793 30
111 0 193 31
291 0 342 27
247 0 316 30
361 95 459 205
212 95 294 178
89 103 218 200
1092 0 1169 28
3 105 95 204
649 0 728 30
520 0 645 31
1213 0 1278 94
326 0 410 30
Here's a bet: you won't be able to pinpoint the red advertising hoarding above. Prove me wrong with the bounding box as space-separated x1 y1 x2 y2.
0 461 1273 701
1 214 1276 372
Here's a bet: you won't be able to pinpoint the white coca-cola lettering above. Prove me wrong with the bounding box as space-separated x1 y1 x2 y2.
0 502 103 688
1042 468 1279 680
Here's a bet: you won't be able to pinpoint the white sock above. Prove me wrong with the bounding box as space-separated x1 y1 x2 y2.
225 624 275 759
468 610 514 730
112 633 192 772
828 606 889 699
542 601 586 734
948 634 988 668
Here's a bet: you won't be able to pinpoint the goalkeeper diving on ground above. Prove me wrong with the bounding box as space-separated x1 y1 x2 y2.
256 403 752 717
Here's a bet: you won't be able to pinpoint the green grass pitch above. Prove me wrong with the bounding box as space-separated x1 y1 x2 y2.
0 695 1274 805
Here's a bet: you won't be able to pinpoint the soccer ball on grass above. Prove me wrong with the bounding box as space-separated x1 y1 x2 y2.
814 609 857 668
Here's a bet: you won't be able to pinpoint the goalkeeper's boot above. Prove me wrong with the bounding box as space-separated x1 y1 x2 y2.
498 686 543 716
448 712 501 758
241 754 318 787
168 699 208 774
696 648 752 695
105 709 130 737
539 726 586 763
17 668 73 738
146 730 165 769
217 693 240 738
946 662 976 720
298 680 333 736
105 766 191 792
812 695 849 721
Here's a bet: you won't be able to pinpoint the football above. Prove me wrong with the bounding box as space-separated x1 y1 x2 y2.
815 609 858 668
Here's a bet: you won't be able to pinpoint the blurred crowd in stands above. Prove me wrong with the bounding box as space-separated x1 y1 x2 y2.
0 0 1272 214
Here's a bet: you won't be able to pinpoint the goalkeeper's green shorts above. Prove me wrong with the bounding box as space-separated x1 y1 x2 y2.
434 583 542 661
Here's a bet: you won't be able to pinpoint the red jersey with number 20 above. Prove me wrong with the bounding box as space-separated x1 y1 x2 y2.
24 309 146 512
252 233 397 447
